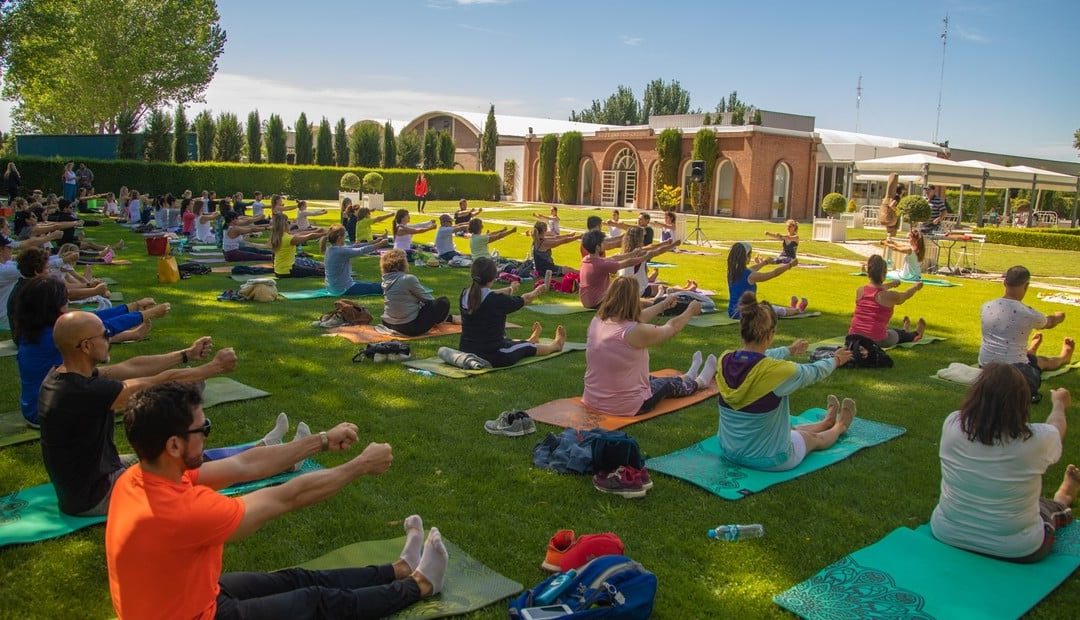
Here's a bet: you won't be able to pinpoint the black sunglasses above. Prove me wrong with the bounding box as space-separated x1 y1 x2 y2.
182 418 212 438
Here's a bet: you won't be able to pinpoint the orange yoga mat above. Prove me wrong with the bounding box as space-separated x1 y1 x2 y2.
526 368 718 430
326 322 522 345
210 263 273 273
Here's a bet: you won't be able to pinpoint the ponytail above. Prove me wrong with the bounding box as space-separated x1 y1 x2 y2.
392 208 408 237
737 291 777 344
727 242 750 284
466 257 497 315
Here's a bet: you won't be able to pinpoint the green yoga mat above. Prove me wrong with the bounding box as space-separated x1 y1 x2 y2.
687 313 739 328
230 273 276 282
0 460 322 548
0 339 15 358
647 261 677 268
774 523 1080 619
809 334 946 351
850 272 960 287
297 536 522 619
647 408 905 500
524 302 595 315
280 285 426 301
403 341 587 379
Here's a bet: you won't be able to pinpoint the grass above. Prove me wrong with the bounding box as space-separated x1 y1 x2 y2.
3 201 1080 618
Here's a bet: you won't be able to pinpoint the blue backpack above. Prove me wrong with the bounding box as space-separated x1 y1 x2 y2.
508 555 657 620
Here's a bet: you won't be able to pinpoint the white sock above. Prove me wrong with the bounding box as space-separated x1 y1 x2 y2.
400 515 424 571
416 527 449 595
293 422 311 442
686 351 703 379
261 412 289 446
696 354 718 388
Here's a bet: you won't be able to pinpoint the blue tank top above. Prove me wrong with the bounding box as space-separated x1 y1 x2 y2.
727 268 755 318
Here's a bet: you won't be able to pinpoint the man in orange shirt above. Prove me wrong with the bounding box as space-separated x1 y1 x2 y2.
106 382 448 620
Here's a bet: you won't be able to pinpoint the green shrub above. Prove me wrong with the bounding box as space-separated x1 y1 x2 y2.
174 105 190 164
340 173 361 191
944 189 1002 215
422 129 439 170
213 112 243 162
821 192 847 217
847 198 858 213
194 110 215 162
294 113 313 165
655 128 681 190
334 118 348 167
437 131 455 169
690 129 717 212
142 109 173 162
116 110 138 160
397 131 422 169
349 122 382 168
538 134 558 203
1011 197 1031 212
315 117 334 166
382 121 396 169
974 228 1080 251
245 110 261 164
655 184 681 210
362 172 383 194
556 131 582 204
502 159 516 195
974 227 1080 236
898 195 930 222
264 114 287 164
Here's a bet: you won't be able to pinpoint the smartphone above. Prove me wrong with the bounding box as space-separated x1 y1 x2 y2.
520 604 573 620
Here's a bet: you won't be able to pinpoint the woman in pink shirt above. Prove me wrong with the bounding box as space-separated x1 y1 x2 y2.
849 255 925 348
582 277 715 416
180 198 196 236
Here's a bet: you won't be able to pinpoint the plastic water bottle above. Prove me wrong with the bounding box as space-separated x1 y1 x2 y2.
707 524 764 541
408 368 434 377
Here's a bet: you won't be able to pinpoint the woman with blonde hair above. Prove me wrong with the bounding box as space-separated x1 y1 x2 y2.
321 224 387 296
582 276 712 417
878 173 904 237
380 248 453 336
459 257 563 367
270 212 326 278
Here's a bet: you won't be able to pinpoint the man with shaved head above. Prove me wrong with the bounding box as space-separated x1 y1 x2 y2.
40 311 237 516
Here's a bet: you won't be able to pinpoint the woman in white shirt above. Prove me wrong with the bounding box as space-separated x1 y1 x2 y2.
931 363 1079 563
391 208 436 262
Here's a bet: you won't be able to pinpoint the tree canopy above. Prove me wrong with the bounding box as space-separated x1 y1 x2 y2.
1 0 226 133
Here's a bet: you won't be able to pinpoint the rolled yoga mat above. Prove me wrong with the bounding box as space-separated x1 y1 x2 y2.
402 341 586 379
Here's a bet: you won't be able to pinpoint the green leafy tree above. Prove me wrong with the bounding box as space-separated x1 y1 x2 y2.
751 109 763 125
213 112 243 162
641 78 691 121
479 104 498 171
294 112 312 165
315 117 334 166
556 131 583 204
570 85 641 125
246 110 262 163
690 129 717 212
1074 128 1080 156
142 108 173 162
264 114 286 163
116 109 138 159
349 121 382 167
702 112 713 125
194 110 215 161
656 128 682 192
437 131 455 169
334 118 348 167
382 121 397 168
172 104 189 163
422 129 439 169
538 134 558 203
397 131 422 168
1 0 225 133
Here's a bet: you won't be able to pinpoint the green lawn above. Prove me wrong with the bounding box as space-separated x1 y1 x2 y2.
3 203 1080 618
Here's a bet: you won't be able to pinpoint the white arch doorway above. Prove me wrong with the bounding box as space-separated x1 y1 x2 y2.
601 148 638 208
715 160 734 216
580 159 596 205
772 162 791 219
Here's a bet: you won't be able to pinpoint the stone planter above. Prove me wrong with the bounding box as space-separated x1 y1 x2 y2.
338 191 360 205
812 217 847 243
363 193 384 211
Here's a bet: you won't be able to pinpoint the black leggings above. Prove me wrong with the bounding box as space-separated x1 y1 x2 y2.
382 297 450 337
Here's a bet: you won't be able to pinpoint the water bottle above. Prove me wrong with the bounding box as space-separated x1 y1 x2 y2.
534 569 577 605
408 368 435 377
707 524 764 541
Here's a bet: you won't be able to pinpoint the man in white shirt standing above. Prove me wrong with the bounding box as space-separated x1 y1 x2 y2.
0 236 20 327
979 265 1073 402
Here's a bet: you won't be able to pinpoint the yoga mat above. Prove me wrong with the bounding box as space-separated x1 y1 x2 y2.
647 408 905 500
296 536 522 619
211 263 274 273
687 314 739 328
526 368 719 430
71 292 125 309
402 341 586 379
230 274 277 282
647 262 677 268
281 285 428 301
189 256 226 264
849 272 960 287
809 335 945 351
0 339 15 358
0 460 322 548
77 259 132 266
774 522 1080 620
933 360 1080 386
524 301 595 315
327 322 464 345
0 412 40 448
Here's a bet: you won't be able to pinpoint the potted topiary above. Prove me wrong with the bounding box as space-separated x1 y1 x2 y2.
339 173 361 205
362 172 384 211
898 195 931 227
845 198 864 229
813 192 848 242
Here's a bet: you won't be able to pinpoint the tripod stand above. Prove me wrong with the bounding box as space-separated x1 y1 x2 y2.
687 181 710 246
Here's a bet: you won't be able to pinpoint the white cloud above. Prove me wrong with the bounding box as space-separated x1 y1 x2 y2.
621 35 643 46
957 28 989 43
458 22 499 34
558 96 578 104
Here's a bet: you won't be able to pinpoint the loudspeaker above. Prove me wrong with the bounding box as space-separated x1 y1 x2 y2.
690 160 705 183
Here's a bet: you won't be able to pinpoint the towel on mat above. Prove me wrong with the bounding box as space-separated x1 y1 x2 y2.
934 361 1080 386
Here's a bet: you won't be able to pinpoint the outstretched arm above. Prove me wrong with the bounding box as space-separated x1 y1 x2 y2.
290 229 328 244
878 282 923 306
371 212 395 224
488 227 515 243
625 301 701 348
539 233 581 250
748 259 796 284
106 348 237 411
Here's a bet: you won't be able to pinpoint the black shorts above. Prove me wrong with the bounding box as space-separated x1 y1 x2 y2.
473 340 537 368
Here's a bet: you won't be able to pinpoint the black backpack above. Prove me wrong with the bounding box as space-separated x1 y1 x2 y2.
843 334 893 369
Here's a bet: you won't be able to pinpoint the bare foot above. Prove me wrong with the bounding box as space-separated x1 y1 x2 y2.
914 318 926 342
1054 464 1080 505
902 316 911 332
1061 337 1075 364
838 398 857 431
1029 332 1044 355
553 325 567 350
528 321 542 343
823 395 839 427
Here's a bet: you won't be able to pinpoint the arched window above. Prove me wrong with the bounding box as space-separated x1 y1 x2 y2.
716 160 734 216
772 162 791 219
612 148 636 171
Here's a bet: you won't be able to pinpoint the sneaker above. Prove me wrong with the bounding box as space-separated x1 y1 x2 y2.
541 529 576 572
484 411 535 437
632 466 653 491
25 419 40 430
592 467 646 499
558 533 626 572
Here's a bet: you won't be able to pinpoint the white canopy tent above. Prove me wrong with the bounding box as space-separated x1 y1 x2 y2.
1007 165 1080 221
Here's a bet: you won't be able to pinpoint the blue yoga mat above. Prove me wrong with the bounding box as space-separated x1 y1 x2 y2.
775 522 1080 619
647 408 906 499
0 460 321 547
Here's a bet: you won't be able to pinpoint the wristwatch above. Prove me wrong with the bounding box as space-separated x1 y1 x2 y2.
319 431 329 451
180 350 189 365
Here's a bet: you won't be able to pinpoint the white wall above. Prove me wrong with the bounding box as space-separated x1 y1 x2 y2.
495 145 526 202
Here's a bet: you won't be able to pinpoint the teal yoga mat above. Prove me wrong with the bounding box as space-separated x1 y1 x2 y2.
0 460 322 548
297 536 522 619
402 341 586 378
647 408 905 499
279 285 426 301
774 522 1080 619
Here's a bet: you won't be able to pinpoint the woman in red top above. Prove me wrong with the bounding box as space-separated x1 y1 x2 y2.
848 255 926 348
414 171 429 214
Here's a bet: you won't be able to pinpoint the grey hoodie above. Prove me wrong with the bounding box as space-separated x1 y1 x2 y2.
381 270 434 324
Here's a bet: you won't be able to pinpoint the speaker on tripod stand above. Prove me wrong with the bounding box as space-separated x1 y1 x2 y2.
687 160 709 245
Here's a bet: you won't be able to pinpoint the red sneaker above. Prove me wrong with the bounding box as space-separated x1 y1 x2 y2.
541 529 576 572
559 533 625 572
592 467 646 499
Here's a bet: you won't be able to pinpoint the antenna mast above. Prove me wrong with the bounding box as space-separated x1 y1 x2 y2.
855 74 862 132
933 13 949 143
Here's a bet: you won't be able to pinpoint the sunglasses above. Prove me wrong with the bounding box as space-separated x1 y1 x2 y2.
182 418 212 438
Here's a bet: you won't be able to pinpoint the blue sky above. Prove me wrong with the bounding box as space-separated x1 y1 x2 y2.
3 0 1078 161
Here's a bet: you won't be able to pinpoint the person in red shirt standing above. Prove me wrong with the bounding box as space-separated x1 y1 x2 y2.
106 382 448 620
414 171 429 214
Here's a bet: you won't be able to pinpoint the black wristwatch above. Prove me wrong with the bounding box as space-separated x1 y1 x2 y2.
181 350 189 365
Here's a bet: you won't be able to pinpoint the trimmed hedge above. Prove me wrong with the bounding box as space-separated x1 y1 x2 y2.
4 156 499 201
974 228 1080 251
974 227 1080 236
